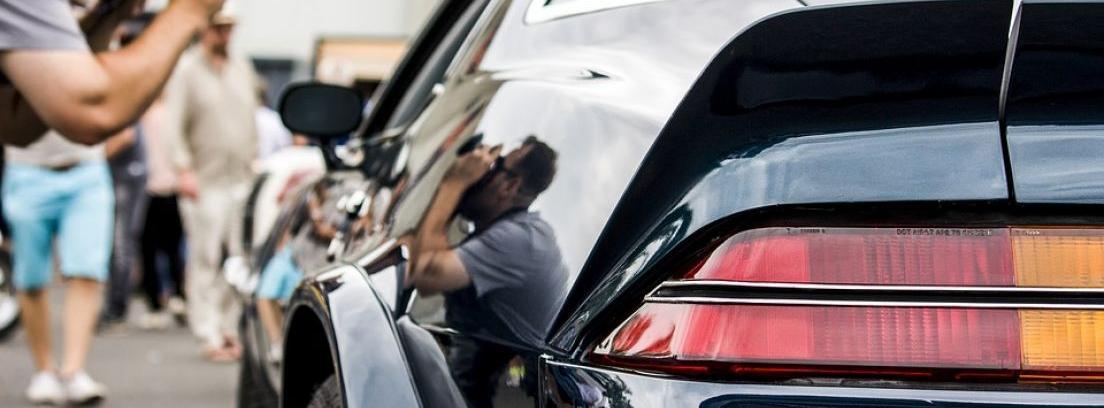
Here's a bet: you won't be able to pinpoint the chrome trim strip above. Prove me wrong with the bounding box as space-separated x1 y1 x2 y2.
525 0 668 24
657 280 1104 294
419 323 462 337
352 238 400 269
642 296 1104 310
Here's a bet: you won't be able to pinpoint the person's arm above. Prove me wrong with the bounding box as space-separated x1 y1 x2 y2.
0 0 224 146
160 71 200 200
407 145 501 294
81 0 145 52
103 127 136 159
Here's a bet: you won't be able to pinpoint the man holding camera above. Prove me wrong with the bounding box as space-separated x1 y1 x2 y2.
407 136 568 407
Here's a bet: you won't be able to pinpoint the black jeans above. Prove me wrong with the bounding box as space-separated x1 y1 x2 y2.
448 337 515 408
447 337 540 408
140 194 185 311
103 175 148 320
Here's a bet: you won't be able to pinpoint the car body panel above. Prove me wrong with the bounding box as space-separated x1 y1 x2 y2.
541 359 1104 407
286 266 421 407
1005 0 1104 204
265 0 1104 406
370 0 803 283
550 0 1014 353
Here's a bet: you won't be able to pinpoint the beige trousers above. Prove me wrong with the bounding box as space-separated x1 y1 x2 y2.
178 182 249 348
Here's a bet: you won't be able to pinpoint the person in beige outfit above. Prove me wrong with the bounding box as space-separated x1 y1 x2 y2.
162 11 258 361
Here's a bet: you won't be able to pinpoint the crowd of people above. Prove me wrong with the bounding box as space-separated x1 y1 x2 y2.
2 1 573 407
0 0 294 404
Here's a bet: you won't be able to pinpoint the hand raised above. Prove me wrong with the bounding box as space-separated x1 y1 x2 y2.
178 169 200 200
445 144 502 188
171 0 226 20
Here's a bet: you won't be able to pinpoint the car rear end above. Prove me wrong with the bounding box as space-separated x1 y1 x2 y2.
543 0 1104 405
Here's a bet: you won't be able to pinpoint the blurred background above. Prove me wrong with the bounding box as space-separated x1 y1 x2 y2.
149 0 438 105
0 1 440 406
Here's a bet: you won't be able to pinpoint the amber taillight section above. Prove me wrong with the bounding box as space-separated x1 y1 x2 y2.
1021 311 1104 373
1014 229 1104 288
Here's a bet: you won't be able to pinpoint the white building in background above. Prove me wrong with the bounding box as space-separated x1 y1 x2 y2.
148 0 440 103
232 0 438 63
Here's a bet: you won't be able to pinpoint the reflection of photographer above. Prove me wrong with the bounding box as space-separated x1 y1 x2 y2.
407 136 567 407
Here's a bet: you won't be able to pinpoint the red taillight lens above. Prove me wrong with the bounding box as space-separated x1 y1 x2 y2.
687 228 1014 285
596 304 1022 378
594 226 1104 382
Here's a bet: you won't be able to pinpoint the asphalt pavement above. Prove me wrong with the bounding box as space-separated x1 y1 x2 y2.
0 286 237 407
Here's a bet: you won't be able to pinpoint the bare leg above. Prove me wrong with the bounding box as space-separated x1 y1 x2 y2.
17 289 54 372
257 299 284 347
59 278 103 378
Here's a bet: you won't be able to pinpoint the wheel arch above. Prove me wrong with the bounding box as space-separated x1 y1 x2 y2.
283 299 339 407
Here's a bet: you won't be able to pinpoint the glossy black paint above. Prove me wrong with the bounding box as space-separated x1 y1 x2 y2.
363 0 802 275
551 0 1013 353
541 359 1104 407
264 0 1104 406
285 266 420 407
1005 0 1104 203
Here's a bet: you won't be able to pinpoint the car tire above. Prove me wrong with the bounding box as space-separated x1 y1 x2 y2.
305 375 342 408
238 314 279 408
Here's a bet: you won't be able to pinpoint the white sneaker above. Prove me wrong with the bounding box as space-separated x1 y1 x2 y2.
25 372 64 405
63 371 106 405
267 344 284 366
138 312 171 330
167 296 187 325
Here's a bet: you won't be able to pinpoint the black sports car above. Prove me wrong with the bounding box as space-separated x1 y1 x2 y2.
238 0 1104 406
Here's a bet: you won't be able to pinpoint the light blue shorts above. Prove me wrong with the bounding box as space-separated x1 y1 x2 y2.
3 162 114 290
257 246 303 301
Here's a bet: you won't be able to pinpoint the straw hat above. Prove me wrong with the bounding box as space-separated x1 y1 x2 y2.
211 1 239 25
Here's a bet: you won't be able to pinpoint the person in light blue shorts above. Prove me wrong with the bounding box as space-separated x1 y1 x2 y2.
255 243 303 364
2 130 114 404
256 246 302 303
4 161 114 289
0 0 226 403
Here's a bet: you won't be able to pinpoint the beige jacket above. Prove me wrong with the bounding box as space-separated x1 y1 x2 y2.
163 47 259 187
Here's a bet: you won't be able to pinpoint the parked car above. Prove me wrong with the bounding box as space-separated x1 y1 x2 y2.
242 0 1104 407
230 143 325 408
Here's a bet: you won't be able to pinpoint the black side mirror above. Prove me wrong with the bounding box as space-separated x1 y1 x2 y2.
279 83 364 139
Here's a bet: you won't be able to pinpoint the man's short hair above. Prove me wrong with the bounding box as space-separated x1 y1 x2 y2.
515 135 558 199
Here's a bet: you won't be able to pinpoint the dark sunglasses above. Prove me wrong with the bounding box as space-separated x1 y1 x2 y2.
491 156 518 178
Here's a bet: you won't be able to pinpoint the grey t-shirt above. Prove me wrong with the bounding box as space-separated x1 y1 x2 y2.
0 0 87 51
449 211 569 349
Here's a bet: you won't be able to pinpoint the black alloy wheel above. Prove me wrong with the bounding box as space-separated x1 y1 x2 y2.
305 375 342 408
238 310 279 408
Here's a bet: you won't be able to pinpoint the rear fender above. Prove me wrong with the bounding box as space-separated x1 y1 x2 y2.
552 0 1016 354
284 266 420 407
